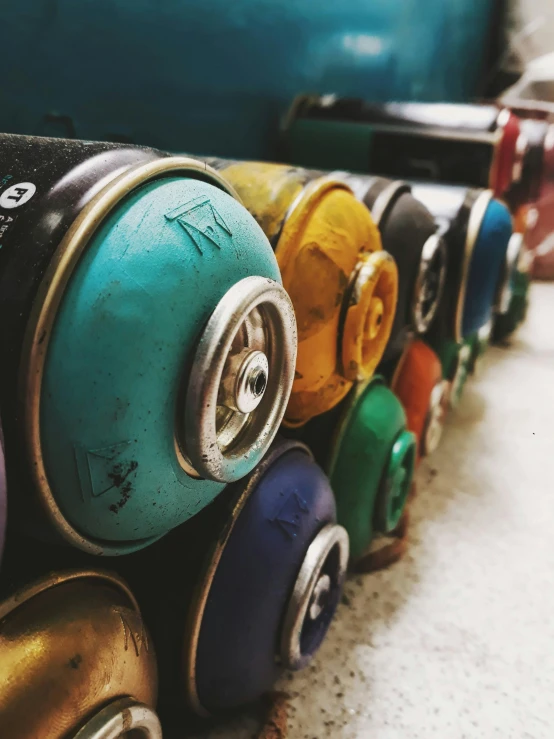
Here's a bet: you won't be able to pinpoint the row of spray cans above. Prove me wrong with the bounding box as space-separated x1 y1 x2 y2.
0 98 535 737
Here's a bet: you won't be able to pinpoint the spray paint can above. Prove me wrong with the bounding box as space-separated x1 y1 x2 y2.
283 97 527 198
203 159 398 426
0 134 296 554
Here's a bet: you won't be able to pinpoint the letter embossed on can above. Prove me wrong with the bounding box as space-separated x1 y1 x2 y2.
165 197 232 253
271 491 310 539
113 607 150 656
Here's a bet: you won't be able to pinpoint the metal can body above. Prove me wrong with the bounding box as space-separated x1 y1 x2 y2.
0 134 296 555
410 183 514 345
204 160 398 426
121 439 348 716
0 570 159 739
0 425 6 569
283 98 524 198
299 378 416 562
390 340 447 461
341 174 446 361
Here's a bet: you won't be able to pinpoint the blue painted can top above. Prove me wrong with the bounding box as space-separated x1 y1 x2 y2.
462 197 513 337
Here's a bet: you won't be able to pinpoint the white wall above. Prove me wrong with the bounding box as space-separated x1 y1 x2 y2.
507 0 554 66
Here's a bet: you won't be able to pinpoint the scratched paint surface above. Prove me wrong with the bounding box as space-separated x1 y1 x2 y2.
218 163 393 426
182 282 554 738
40 176 281 545
0 578 157 739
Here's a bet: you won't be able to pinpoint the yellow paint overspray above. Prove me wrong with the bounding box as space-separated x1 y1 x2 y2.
216 162 398 426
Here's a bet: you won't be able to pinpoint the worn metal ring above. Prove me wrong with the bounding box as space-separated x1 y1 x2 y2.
471 321 493 377
183 276 297 482
450 343 473 409
412 233 447 333
73 698 162 739
512 132 530 183
496 232 523 315
0 569 139 621
421 380 449 456
279 523 349 671
369 180 411 227
453 189 493 342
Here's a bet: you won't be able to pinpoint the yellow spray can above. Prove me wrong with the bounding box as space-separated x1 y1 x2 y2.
205 160 398 426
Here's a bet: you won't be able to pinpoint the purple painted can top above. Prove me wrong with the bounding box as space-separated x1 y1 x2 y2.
0 426 6 568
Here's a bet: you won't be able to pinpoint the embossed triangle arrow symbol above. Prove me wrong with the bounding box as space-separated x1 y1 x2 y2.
272 491 310 539
74 440 136 501
165 196 232 253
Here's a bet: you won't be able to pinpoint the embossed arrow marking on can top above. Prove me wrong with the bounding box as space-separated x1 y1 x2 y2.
165 197 232 253
74 441 137 502
113 607 150 656
271 491 309 539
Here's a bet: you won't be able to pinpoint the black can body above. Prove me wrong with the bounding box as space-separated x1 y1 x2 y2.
409 183 483 346
284 98 504 189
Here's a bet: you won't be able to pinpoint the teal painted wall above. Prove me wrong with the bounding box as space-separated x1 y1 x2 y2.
1 0 496 158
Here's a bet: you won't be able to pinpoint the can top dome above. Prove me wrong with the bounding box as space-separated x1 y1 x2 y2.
24 158 295 554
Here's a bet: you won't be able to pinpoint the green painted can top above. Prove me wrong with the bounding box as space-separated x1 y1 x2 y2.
327 377 416 561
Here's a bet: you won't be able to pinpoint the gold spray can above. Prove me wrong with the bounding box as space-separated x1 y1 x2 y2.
0 570 160 739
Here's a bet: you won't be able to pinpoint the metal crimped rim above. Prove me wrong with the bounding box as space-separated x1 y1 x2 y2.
490 108 514 191
276 173 354 270
379 429 416 533
512 131 530 184
367 180 411 227
412 232 447 333
73 697 162 739
279 523 349 670
182 439 312 717
453 189 494 342
20 157 239 555
337 250 398 381
450 342 473 408
421 380 449 456
0 569 139 622
495 232 523 315
182 276 297 483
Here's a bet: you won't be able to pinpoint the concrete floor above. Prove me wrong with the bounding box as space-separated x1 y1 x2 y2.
189 281 554 739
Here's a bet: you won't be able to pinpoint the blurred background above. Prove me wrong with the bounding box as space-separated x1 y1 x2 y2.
1 0 552 159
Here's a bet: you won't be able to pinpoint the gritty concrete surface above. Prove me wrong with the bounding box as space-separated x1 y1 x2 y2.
188 282 554 739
